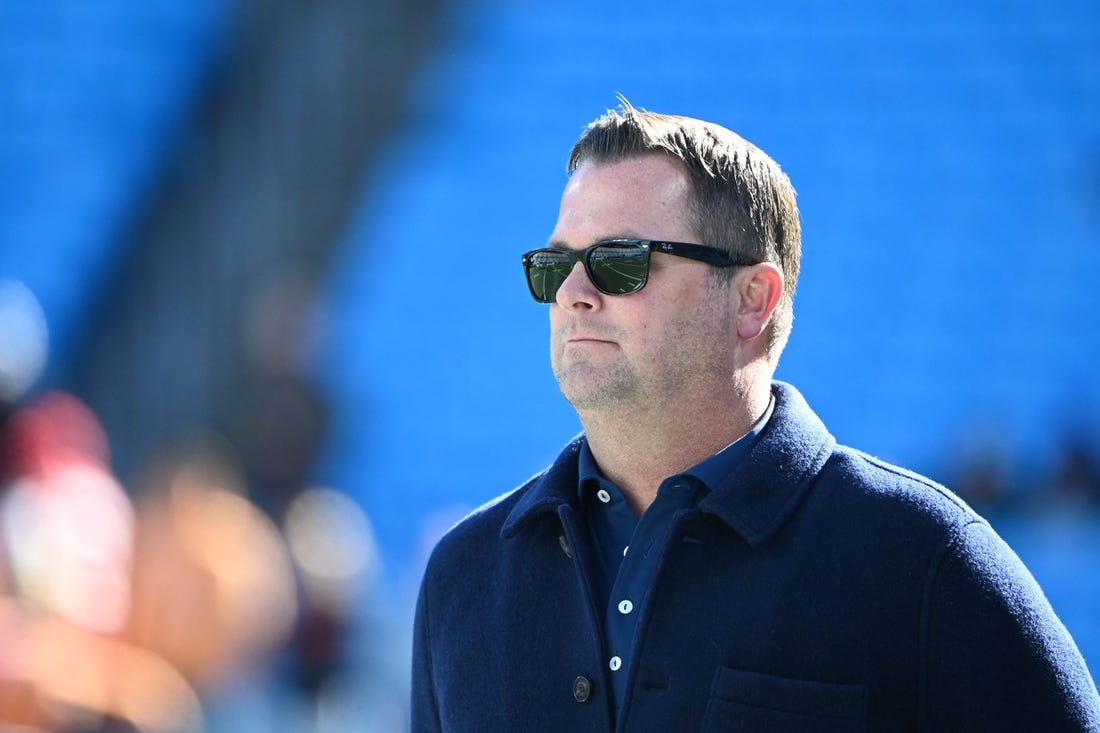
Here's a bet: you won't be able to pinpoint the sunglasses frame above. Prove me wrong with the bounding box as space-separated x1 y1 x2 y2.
521 238 755 303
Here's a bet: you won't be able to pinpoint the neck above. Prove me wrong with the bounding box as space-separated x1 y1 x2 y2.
578 370 772 515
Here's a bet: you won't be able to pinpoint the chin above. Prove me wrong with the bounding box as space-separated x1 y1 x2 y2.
559 382 637 413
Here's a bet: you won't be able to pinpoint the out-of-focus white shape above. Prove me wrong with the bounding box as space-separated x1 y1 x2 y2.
285 487 379 608
0 464 135 634
0 280 49 403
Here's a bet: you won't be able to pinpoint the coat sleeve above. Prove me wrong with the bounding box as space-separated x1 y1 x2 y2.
920 520 1100 731
410 566 443 733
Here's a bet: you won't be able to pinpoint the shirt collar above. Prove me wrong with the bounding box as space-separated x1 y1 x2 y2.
576 394 774 504
501 382 836 547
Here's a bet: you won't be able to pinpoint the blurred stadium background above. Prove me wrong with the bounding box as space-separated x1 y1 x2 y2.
1 0 1098 730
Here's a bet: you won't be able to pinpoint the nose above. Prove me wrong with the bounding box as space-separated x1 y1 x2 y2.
554 261 602 311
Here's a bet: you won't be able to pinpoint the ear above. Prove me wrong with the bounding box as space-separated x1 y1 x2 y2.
735 263 784 341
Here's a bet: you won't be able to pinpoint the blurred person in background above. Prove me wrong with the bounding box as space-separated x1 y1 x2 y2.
0 394 298 732
0 392 203 732
411 101 1100 731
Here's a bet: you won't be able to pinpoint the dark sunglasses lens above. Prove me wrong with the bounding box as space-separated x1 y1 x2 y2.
588 243 649 295
526 251 574 303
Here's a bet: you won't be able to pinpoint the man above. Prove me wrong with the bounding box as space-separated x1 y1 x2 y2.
411 101 1100 731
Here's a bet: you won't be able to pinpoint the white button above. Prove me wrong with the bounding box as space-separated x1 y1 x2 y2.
609 656 622 671
623 545 629 556
597 489 611 503
618 600 633 615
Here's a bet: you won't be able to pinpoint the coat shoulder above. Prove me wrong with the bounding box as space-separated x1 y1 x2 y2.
822 445 984 539
422 467 551 578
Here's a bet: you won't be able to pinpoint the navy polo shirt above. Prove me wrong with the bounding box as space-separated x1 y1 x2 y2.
577 396 774 719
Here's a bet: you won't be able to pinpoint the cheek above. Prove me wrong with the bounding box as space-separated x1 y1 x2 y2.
549 309 566 359
549 309 564 339
631 320 665 365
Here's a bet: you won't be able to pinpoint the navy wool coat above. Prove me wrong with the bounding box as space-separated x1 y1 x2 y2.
411 382 1100 731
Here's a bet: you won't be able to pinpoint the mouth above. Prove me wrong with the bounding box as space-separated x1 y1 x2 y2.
555 322 619 349
565 336 617 347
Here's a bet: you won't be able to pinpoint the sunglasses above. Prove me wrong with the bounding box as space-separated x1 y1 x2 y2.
521 238 754 304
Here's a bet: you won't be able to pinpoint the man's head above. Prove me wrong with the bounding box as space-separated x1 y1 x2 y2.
565 99 801 361
537 101 800 422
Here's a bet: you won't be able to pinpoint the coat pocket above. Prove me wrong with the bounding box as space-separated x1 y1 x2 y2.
700 666 867 732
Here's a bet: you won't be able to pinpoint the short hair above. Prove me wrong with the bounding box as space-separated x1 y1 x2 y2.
567 98 802 361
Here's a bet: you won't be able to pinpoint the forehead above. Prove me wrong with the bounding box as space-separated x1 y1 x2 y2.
550 154 697 247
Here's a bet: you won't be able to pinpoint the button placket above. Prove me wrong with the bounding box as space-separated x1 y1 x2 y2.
598 474 702 712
